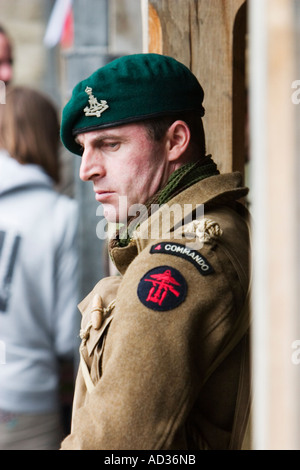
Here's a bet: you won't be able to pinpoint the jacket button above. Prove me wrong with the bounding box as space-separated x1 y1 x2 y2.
91 293 103 330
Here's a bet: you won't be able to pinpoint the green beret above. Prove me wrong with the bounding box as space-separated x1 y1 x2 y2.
61 53 205 155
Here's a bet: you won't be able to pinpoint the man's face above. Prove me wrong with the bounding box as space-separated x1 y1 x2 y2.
77 123 170 222
0 33 13 85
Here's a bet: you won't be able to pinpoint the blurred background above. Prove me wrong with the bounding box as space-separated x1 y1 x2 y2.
0 0 143 299
0 0 300 450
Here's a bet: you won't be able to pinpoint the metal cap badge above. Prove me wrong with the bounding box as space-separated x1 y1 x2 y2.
83 86 109 118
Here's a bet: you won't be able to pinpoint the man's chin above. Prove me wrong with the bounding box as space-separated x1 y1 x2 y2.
101 203 127 225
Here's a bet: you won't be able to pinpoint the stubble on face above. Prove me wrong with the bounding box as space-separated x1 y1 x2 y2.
77 123 171 224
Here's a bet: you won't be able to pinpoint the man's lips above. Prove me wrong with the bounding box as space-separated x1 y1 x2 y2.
94 190 115 201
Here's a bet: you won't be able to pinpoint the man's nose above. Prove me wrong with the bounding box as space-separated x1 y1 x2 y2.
79 150 105 182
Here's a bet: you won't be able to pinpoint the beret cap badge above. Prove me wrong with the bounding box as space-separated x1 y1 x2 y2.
83 86 109 118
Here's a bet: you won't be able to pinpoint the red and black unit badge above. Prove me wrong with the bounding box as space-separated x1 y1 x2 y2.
137 265 187 311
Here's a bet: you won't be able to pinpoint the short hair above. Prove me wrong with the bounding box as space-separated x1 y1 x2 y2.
0 24 12 47
0 86 60 182
0 25 8 36
142 110 206 159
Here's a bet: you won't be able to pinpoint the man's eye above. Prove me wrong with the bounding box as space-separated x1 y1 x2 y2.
105 142 120 150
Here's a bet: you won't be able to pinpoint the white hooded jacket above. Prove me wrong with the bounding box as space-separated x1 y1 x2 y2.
0 150 79 413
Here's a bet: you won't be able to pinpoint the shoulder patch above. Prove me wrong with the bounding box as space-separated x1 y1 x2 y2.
137 265 187 311
150 242 214 276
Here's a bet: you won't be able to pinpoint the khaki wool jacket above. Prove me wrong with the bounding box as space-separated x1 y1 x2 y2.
61 172 251 450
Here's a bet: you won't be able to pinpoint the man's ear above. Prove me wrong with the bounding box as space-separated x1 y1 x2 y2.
166 120 191 162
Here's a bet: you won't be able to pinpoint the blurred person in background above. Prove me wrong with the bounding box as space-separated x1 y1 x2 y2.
0 24 13 85
0 86 79 450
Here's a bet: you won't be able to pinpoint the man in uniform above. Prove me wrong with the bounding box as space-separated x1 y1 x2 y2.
60 53 251 450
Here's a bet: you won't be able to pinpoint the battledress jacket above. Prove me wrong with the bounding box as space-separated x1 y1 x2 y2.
61 172 251 450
